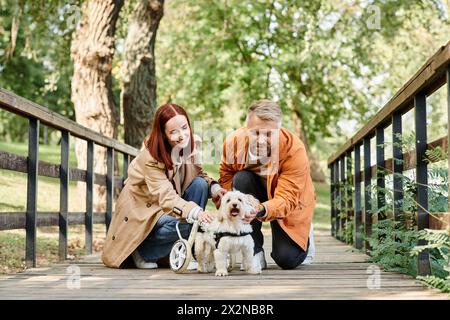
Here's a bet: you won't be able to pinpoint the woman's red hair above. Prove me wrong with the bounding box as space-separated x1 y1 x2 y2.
145 103 195 170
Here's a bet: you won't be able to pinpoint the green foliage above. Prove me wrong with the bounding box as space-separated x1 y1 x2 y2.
366 219 418 276
0 0 78 142
343 219 354 245
412 229 450 293
344 129 450 292
156 0 450 144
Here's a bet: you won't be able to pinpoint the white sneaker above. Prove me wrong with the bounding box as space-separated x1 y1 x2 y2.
187 259 198 270
132 250 158 269
302 224 315 265
240 250 267 270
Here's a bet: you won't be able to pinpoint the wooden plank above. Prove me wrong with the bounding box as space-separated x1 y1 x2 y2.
0 150 124 187
353 136 448 183
0 212 106 230
1 231 448 300
328 41 450 165
0 88 139 157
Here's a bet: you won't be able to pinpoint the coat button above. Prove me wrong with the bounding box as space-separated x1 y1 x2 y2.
146 203 151 208
112 235 115 240
124 217 128 222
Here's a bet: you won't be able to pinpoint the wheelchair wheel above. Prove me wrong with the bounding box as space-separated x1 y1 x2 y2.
169 239 192 273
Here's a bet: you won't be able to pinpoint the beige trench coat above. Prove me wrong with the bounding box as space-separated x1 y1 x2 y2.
102 149 216 268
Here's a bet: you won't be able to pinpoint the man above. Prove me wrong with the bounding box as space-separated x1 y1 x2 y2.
217 99 316 269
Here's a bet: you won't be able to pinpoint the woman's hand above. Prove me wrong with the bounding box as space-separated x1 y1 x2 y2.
197 210 214 224
242 209 257 224
212 188 227 209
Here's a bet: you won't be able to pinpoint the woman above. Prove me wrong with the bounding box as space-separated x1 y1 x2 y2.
102 103 227 269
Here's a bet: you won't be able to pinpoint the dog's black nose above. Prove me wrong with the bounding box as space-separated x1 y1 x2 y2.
232 203 238 208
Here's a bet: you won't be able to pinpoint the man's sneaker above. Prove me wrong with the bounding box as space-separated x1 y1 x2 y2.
302 224 315 265
132 250 158 269
187 259 198 271
240 250 267 270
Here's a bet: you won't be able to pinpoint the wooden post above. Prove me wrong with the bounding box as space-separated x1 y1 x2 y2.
106 147 114 232
415 93 431 276
346 151 353 244
354 144 363 249
376 127 386 221
364 136 372 254
330 164 335 236
392 111 403 223
123 153 129 186
59 130 69 260
340 156 346 241
334 159 341 239
447 67 450 221
85 141 94 254
26 118 39 268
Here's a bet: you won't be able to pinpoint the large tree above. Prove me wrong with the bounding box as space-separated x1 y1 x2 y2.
120 0 164 149
71 0 124 211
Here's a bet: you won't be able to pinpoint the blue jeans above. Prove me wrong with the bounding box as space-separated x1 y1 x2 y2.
137 177 209 263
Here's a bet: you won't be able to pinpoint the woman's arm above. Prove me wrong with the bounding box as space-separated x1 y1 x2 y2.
144 160 198 220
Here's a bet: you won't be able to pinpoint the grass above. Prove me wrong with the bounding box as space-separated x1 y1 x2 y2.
0 142 331 274
0 225 106 274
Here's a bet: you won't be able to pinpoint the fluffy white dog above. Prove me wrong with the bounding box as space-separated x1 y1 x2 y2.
194 190 262 276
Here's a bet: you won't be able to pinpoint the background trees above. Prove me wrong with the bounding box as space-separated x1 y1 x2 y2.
0 0 449 183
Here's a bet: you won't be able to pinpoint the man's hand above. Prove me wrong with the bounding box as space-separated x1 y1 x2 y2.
242 209 257 224
212 188 227 209
198 210 214 224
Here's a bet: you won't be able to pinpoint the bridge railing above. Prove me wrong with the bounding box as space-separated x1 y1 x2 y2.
327 41 450 276
0 88 139 267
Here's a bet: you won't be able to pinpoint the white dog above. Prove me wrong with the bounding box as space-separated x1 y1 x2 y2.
195 190 262 276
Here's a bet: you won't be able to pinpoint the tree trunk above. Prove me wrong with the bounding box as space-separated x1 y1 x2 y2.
293 111 326 183
121 0 164 149
70 0 124 212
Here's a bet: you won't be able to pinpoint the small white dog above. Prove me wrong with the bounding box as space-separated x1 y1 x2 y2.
195 190 262 276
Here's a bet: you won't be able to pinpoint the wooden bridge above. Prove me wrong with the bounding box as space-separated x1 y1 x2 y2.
1 42 450 300
0 229 447 300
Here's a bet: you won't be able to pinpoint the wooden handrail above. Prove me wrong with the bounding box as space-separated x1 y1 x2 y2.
0 87 141 266
0 87 139 157
328 41 450 166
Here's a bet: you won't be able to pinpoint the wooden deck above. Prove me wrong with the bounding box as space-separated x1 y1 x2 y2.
0 229 448 300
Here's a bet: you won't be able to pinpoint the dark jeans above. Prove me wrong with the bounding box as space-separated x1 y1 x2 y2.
232 170 308 269
137 176 208 263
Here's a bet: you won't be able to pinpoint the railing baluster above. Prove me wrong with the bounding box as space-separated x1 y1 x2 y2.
59 130 69 260
335 160 341 239
364 136 372 254
26 118 39 268
123 153 129 186
346 152 353 244
447 66 450 220
392 112 403 223
415 93 431 276
340 156 346 241
85 141 94 254
330 163 335 236
376 126 386 221
106 147 114 231
354 144 363 249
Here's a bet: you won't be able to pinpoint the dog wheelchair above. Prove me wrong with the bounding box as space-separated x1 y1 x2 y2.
169 220 236 274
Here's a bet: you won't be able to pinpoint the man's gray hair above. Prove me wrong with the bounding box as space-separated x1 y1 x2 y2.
246 99 282 126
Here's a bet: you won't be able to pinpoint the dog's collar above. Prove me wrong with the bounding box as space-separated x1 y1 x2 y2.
214 231 252 249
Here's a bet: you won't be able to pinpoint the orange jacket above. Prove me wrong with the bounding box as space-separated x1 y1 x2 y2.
219 127 316 251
